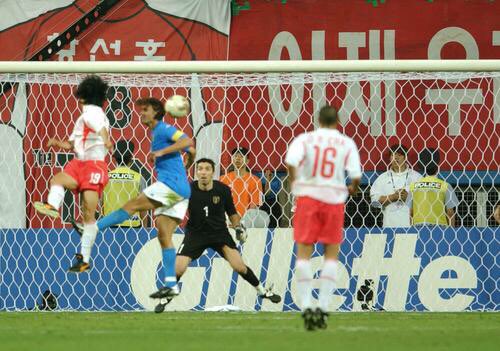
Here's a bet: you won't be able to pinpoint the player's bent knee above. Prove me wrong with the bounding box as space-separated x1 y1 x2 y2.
175 263 187 278
175 256 191 278
175 266 183 278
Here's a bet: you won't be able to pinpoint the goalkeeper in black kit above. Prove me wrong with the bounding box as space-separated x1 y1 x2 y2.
155 158 281 313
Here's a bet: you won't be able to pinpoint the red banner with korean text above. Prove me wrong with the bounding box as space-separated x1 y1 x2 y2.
225 0 500 173
0 0 229 228
0 1 228 62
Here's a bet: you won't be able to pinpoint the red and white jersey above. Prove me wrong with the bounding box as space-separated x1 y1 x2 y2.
69 104 110 161
285 128 362 205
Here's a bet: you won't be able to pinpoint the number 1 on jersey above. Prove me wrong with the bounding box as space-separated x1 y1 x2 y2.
312 146 336 177
203 206 208 217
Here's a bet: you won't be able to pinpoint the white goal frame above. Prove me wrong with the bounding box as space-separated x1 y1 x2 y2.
1 59 499 73
0 60 498 312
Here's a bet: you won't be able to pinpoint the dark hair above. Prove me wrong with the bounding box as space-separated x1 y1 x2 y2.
113 139 134 166
75 75 109 107
418 148 440 176
136 97 165 120
231 147 250 156
196 158 215 171
318 105 338 126
389 144 408 157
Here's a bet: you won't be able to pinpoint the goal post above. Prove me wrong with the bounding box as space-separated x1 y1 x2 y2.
0 60 498 312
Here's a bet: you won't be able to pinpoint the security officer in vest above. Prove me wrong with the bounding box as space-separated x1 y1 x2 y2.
103 139 146 227
407 148 459 227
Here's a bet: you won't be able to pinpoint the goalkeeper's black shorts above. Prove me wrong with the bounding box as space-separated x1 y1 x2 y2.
177 231 237 260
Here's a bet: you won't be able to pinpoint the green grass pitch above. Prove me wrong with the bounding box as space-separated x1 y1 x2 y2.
0 312 498 351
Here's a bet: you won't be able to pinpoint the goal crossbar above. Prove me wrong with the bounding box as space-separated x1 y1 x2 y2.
1 60 499 73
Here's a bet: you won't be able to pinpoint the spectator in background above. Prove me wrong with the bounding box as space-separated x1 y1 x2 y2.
220 147 263 219
103 139 147 227
260 169 283 228
277 173 294 227
370 144 421 227
408 148 459 227
494 205 500 225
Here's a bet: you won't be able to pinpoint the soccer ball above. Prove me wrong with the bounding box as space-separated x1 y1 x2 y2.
164 95 190 118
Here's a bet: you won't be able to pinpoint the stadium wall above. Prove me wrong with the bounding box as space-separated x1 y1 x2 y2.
0 227 497 312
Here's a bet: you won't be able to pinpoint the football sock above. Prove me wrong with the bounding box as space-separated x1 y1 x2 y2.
97 208 130 230
162 248 177 288
295 259 313 309
319 259 338 311
255 284 266 295
47 185 64 210
81 222 98 263
239 266 262 292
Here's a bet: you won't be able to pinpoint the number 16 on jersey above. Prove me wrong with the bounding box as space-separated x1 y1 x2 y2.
312 146 337 178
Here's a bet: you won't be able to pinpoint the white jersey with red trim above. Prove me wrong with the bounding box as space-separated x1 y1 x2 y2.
285 128 362 205
69 104 110 161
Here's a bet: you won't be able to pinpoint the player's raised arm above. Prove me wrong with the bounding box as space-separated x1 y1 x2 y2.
47 138 74 150
97 127 113 150
185 146 196 169
153 127 194 158
83 108 113 150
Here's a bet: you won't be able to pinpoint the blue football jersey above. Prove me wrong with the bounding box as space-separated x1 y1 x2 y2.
151 122 190 198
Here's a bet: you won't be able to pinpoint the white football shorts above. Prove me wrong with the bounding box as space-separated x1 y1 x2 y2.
143 181 189 220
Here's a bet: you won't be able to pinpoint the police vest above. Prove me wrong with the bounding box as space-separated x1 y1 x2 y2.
409 175 448 226
103 166 142 227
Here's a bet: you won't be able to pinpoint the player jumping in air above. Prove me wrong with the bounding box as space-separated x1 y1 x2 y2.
285 105 362 331
34 75 112 273
154 158 281 313
74 97 195 300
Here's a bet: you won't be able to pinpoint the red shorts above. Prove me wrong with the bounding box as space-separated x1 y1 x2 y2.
63 159 109 196
293 196 345 245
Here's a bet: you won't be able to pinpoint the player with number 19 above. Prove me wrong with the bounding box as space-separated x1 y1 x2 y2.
34 75 112 272
82 97 196 301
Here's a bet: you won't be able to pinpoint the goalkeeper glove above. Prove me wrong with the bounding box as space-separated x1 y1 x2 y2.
235 224 247 244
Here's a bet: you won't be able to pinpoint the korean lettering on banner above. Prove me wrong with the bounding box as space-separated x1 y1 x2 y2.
89 39 121 61
134 39 166 61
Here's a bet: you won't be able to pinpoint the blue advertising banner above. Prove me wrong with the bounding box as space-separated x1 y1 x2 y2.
0 227 497 311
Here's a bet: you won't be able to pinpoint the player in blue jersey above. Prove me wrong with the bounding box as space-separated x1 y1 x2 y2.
78 97 196 300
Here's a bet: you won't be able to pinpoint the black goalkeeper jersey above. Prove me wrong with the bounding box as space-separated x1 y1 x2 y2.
185 180 237 237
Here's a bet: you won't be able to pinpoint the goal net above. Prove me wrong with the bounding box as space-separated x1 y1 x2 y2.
0 64 498 311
